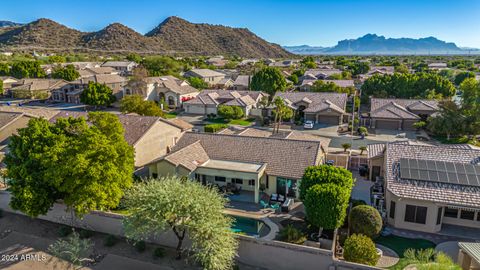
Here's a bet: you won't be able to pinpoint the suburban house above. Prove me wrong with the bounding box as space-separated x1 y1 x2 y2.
274 92 348 125
148 132 325 203
369 141 480 233
78 67 119 78
9 79 69 99
359 66 395 81
365 98 439 130
183 69 226 87
215 78 234 89
183 89 267 116
123 76 199 108
299 79 354 91
428 62 448 70
50 111 192 168
0 76 19 91
51 74 127 104
299 69 343 82
101 61 137 75
268 60 300 68
232 75 251 90
206 57 227 67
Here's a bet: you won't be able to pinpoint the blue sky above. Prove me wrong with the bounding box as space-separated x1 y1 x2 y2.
1 0 480 47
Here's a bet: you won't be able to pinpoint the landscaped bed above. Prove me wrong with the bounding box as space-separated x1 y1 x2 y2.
206 117 256 126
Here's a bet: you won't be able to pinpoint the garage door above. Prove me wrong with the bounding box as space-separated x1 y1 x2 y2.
318 115 339 125
305 113 316 121
185 104 205 114
375 120 399 130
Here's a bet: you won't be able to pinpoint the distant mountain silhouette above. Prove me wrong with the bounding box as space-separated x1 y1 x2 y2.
284 34 477 55
0 20 23 27
0 17 291 58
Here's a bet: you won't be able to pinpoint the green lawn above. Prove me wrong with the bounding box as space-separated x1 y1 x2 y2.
163 112 178 119
433 135 480 147
375 235 436 269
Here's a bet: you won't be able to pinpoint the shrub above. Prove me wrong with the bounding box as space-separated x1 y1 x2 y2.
351 199 367 208
349 205 383 238
358 126 368 135
278 225 307 245
58 226 72 237
79 229 94 239
231 106 244 119
104 235 117 247
217 105 235 120
48 232 93 266
153 247 166 258
343 234 379 266
204 123 229 133
134 240 146 252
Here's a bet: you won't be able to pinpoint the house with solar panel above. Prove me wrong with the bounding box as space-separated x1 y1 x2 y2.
368 141 480 233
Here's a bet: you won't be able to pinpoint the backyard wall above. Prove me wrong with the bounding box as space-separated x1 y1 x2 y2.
0 191 379 270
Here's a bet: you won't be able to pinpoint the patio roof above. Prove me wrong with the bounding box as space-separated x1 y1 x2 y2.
199 159 266 173
459 242 480 264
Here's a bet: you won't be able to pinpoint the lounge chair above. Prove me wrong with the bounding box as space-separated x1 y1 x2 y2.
260 200 269 209
270 202 280 211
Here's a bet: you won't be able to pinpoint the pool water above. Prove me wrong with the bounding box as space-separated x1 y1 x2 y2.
230 215 268 237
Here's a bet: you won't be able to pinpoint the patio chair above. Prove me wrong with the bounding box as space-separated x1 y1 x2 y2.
260 200 269 209
270 202 280 211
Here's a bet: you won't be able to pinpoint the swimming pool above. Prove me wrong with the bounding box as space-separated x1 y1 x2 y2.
230 215 269 237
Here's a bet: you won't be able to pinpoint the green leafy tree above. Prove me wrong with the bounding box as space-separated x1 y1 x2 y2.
0 63 10 75
51 64 80 81
187 76 209 89
271 96 293 134
5 112 135 218
310 80 355 95
348 61 370 75
142 56 182 76
304 183 350 233
250 67 287 99
299 165 354 200
343 234 380 266
120 95 164 117
123 176 238 269
10 61 46 78
459 78 480 136
126 53 142 63
394 64 409 74
454 71 475 85
287 74 299 85
348 205 382 238
217 105 235 120
358 145 367 155
48 55 67 64
0 80 3 96
80 82 116 108
342 143 352 152
427 101 465 140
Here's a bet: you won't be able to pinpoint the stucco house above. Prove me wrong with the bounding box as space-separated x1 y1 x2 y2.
101 61 137 75
78 67 119 78
9 79 69 99
50 111 192 168
369 141 480 233
299 69 343 83
183 89 266 116
183 69 226 87
274 92 348 125
0 111 33 145
366 98 439 130
232 75 251 90
51 74 127 104
148 132 325 203
123 76 199 108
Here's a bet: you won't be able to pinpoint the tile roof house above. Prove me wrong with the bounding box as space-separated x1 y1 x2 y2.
274 92 348 125
183 69 226 87
0 76 18 91
124 76 199 109
148 132 325 203
300 69 343 82
367 98 439 130
101 61 137 75
370 141 480 233
232 75 251 90
9 79 69 99
50 74 127 104
183 89 267 116
359 66 395 81
78 67 119 78
50 111 189 168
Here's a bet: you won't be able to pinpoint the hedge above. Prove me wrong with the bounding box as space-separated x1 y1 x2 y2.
349 205 382 238
343 234 379 266
204 123 229 133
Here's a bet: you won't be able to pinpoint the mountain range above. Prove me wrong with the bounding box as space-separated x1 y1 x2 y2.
284 34 480 55
0 17 291 58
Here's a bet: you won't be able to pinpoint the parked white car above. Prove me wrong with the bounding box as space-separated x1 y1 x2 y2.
304 120 314 129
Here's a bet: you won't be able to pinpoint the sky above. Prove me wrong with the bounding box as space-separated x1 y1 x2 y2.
1 0 480 48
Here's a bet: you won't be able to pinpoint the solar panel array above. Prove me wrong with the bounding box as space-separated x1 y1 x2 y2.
399 158 480 187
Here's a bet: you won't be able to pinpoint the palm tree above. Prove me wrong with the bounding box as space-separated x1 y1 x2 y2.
359 146 367 155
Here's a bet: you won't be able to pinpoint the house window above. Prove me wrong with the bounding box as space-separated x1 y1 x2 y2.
436 207 443 225
460 210 475 220
215 176 226 182
248 179 255 186
444 207 459 218
404 204 427 224
232 178 243 185
389 201 396 219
